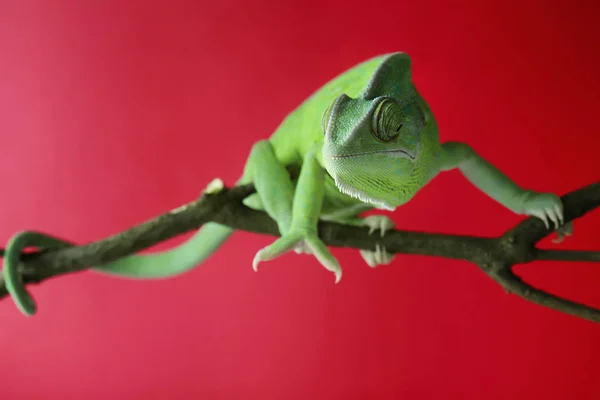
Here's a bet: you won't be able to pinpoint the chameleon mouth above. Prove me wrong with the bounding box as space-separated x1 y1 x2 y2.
329 148 415 160
333 175 396 211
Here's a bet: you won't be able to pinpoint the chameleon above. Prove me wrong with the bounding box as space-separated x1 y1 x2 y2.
3 52 569 316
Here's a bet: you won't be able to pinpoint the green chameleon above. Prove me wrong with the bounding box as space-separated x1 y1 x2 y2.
3 52 568 316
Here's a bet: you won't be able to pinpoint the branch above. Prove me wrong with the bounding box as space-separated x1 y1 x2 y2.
535 250 600 262
1 181 599 323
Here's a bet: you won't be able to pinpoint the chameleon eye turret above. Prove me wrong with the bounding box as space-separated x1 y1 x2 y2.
371 98 403 143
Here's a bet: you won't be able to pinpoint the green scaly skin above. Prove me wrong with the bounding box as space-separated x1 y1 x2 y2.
3 52 567 316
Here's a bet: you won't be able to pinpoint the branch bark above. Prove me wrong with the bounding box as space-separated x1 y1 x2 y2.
1 181 599 323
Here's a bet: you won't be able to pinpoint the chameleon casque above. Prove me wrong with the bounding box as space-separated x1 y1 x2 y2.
3 52 567 316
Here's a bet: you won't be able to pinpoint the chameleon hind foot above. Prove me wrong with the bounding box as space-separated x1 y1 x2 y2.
359 215 396 268
252 228 342 283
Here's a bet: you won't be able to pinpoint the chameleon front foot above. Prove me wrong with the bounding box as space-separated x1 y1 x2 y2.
521 191 564 229
359 215 396 268
520 191 574 242
252 229 342 283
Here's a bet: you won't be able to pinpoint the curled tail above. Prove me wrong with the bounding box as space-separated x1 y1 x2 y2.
3 231 72 316
2 223 233 316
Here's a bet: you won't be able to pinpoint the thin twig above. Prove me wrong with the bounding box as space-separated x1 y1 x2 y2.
535 250 600 262
0 181 599 323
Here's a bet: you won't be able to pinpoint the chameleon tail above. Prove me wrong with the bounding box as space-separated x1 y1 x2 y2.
2 223 234 316
3 231 73 316
93 222 233 278
97 176 245 279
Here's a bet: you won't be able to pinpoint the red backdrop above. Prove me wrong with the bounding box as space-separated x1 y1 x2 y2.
1 0 599 399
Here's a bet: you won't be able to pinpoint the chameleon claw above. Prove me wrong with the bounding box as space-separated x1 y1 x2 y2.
554 204 564 226
359 215 396 267
521 191 572 242
304 235 342 283
362 215 395 237
360 244 394 268
251 231 341 282
548 211 559 231
539 213 550 230
522 192 567 231
252 234 300 272
252 250 265 272
335 271 342 284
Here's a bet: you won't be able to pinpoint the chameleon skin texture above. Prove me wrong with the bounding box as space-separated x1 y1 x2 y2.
3 52 565 315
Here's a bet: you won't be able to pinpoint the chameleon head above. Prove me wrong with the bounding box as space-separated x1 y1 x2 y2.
321 92 426 211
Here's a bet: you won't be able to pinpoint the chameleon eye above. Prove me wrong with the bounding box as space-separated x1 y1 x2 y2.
372 98 403 143
321 100 335 135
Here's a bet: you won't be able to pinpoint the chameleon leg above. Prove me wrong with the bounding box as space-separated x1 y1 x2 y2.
439 141 568 233
3 231 72 316
242 140 296 234
250 144 342 282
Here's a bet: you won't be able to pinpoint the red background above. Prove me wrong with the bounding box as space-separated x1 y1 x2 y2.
1 1 599 399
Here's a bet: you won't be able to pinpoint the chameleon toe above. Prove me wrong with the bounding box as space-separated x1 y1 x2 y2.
358 215 396 267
